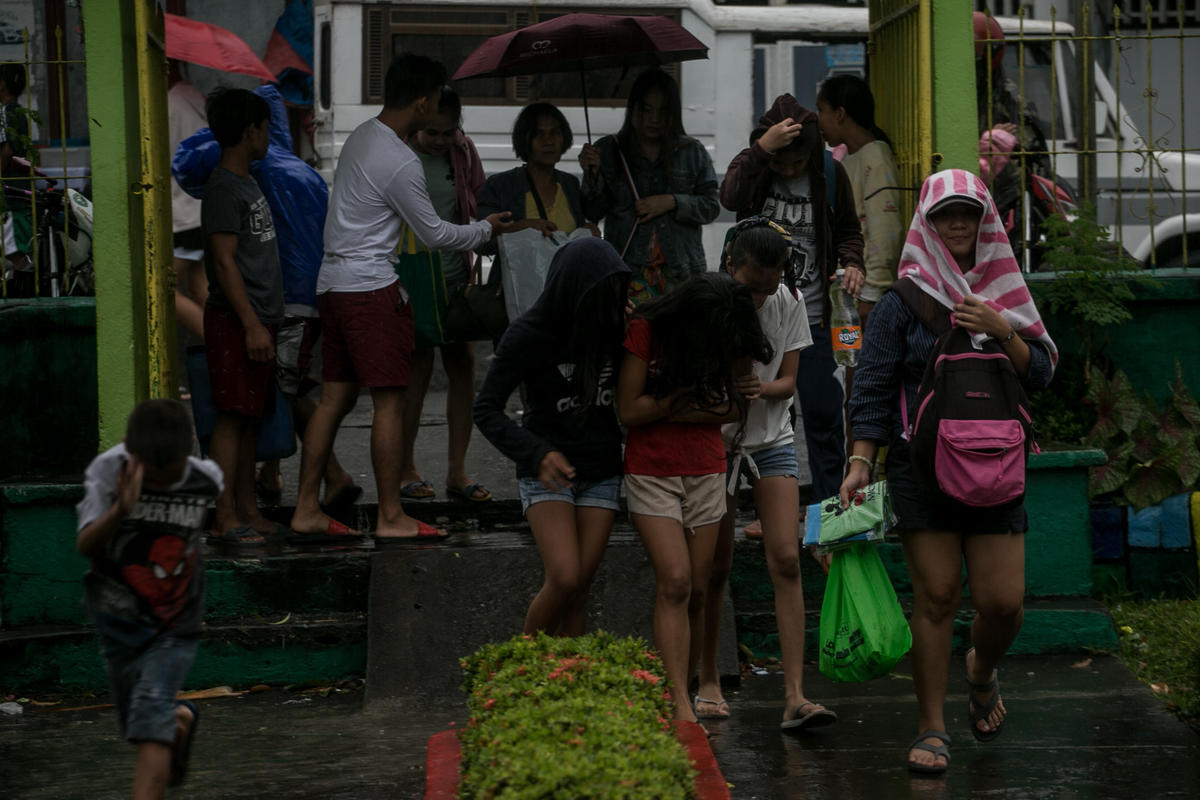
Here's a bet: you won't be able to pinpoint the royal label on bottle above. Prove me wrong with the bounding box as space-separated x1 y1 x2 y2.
831 324 862 351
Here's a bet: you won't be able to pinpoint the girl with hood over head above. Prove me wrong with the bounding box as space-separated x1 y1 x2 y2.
473 238 631 636
842 168 1057 774
720 93 865 509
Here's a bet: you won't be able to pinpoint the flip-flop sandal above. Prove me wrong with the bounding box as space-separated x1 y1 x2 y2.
966 648 1004 742
287 517 364 544
779 701 838 731
208 525 266 545
399 480 435 500
168 700 199 788
322 484 363 512
446 482 492 502
373 520 449 542
907 729 951 774
693 695 731 719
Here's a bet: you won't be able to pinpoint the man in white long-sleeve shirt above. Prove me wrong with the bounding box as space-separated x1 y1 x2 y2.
291 54 511 540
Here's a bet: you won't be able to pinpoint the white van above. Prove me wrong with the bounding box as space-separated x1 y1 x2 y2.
312 1 1198 269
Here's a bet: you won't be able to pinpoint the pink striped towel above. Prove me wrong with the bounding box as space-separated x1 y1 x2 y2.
896 168 1058 369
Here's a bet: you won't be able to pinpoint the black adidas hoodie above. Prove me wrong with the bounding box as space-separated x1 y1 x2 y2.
473 237 631 481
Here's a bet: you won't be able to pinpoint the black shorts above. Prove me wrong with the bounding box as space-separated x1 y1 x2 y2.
886 439 1028 535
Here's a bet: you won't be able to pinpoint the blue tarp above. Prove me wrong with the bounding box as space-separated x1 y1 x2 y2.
172 84 326 308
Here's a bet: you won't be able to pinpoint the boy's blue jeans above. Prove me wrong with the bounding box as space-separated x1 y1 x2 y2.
795 324 846 501
100 633 198 744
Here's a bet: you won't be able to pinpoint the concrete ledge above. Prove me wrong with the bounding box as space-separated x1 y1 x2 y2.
364 535 741 709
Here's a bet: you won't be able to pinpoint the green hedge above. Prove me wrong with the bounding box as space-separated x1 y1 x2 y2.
458 631 697 799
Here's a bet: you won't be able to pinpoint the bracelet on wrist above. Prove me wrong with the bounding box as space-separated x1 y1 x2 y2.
848 454 874 470
1000 328 1016 343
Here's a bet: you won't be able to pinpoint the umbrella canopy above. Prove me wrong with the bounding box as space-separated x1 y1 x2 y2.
453 13 707 80
165 13 277 84
453 13 707 141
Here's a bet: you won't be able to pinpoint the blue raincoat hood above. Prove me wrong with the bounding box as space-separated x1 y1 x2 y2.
172 84 327 308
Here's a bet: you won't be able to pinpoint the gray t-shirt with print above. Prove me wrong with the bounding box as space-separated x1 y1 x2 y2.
202 166 285 324
763 174 822 324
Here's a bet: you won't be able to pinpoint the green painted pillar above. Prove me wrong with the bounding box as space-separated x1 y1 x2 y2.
82 0 175 448
930 1 978 173
84 0 146 447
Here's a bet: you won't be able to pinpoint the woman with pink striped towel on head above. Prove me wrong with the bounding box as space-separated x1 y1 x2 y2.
840 168 1056 774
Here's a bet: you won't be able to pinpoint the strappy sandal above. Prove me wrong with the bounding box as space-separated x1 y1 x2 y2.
966 647 1004 742
907 729 951 774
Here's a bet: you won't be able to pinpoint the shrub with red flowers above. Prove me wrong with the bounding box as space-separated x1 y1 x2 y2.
457 631 696 799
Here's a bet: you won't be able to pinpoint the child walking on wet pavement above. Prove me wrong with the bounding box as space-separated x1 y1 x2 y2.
76 399 222 798
695 218 837 732
617 272 773 724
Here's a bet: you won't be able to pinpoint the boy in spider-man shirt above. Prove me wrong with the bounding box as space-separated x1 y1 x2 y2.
76 399 222 799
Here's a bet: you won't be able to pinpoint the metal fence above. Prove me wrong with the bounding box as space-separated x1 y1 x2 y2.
0 25 92 300
978 3 1200 272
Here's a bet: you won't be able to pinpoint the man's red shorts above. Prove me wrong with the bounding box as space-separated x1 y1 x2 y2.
318 281 413 388
203 305 276 418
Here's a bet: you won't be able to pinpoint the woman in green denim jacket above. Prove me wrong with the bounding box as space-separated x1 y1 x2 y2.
579 69 720 305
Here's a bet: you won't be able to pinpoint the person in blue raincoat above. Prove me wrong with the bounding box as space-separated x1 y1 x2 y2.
173 85 360 515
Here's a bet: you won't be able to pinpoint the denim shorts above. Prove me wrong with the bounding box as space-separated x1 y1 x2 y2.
727 442 800 486
517 475 622 515
99 633 198 744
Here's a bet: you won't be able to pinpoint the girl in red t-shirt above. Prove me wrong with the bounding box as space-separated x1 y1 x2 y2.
616 272 773 723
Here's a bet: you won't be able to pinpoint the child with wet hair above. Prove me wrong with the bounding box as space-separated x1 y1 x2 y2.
77 399 224 798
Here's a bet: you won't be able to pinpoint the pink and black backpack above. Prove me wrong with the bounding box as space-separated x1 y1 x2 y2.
893 278 1035 508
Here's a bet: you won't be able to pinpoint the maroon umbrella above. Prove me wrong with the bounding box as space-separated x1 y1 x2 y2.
453 13 708 140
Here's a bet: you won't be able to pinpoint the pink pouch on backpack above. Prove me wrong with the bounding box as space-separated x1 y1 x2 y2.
933 418 1026 507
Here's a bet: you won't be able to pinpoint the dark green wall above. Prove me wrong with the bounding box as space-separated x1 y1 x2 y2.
1030 276 1200 403
0 300 98 480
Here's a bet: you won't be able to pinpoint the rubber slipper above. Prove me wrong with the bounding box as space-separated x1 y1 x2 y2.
374 520 449 542
399 480 435 500
779 701 837 731
322 483 363 512
446 482 492 503
907 729 950 774
168 700 198 788
287 517 363 543
693 694 730 719
208 525 266 545
966 648 1004 742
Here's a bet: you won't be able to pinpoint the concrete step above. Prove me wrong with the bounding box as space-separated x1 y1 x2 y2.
0 612 366 690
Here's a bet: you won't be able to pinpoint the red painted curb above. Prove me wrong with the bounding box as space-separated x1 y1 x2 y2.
672 720 732 800
423 722 730 799
424 730 461 799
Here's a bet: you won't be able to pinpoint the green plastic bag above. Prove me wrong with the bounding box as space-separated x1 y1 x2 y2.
394 224 448 349
818 542 912 682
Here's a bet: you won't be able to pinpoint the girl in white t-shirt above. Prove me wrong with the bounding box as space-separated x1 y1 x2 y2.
694 217 838 731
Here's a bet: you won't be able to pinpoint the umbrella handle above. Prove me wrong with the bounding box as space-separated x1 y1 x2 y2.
578 61 592 144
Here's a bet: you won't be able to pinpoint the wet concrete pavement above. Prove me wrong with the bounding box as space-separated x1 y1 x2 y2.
8 351 1196 797
3 653 1196 799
